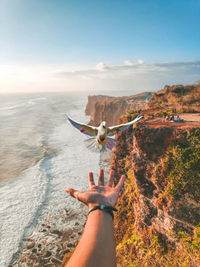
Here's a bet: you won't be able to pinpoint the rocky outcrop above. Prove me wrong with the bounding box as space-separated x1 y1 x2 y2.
85 92 152 126
84 84 200 265
14 206 87 267
60 83 200 266
112 117 200 266
131 122 199 232
148 84 200 112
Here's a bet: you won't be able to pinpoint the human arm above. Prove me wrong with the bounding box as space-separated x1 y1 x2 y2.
65 169 125 267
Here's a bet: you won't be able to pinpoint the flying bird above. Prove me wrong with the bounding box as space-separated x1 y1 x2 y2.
66 115 143 152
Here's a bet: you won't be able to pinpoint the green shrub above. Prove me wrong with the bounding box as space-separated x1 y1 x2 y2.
164 128 200 201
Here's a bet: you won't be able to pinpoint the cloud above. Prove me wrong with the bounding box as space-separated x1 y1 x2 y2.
96 62 108 71
57 60 200 77
137 59 144 64
55 60 200 94
124 60 135 66
1 60 200 94
124 59 145 66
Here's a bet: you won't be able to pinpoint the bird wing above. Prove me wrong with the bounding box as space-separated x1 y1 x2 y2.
66 115 98 136
107 115 143 136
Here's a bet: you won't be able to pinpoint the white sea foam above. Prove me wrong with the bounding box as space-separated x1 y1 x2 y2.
0 163 46 265
0 96 47 117
0 92 101 266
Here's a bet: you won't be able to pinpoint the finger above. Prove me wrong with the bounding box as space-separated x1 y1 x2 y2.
88 172 95 188
115 175 126 194
107 169 115 187
66 188 80 200
98 169 104 186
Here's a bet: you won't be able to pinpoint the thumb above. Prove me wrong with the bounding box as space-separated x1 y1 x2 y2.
66 188 80 200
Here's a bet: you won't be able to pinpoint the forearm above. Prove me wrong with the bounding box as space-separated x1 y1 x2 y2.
66 210 116 267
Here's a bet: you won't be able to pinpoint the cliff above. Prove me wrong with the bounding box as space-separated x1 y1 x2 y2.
84 85 200 265
85 84 200 127
148 84 200 113
112 115 200 266
85 92 152 126
61 84 200 266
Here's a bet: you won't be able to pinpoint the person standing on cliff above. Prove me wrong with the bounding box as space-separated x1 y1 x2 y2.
64 169 125 267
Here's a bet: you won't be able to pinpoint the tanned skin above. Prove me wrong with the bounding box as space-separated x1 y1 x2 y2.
65 169 125 267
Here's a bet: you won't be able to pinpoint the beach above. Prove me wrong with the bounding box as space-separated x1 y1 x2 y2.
0 92 103 266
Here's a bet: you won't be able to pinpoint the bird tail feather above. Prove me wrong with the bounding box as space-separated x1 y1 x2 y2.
84 137 98 152
84 137 116 152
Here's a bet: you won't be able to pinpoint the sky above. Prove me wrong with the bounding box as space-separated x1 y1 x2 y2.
0 0 200 94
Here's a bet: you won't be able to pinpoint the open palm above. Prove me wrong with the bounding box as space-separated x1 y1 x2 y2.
66 170 125 209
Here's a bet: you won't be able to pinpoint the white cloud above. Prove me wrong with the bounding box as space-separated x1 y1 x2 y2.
137 59 144 64
124 60 135 66
0 60 200 94
124 59 144 66
96 62 108 71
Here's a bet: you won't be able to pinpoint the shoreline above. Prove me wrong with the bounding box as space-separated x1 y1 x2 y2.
12 204 87 267
12 152 112 267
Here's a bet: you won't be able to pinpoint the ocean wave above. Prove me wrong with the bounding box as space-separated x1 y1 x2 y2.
0 96 47 116
0 162 46 265
0 92 101 266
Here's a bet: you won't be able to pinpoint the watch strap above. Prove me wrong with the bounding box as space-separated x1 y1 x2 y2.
88 205 117 219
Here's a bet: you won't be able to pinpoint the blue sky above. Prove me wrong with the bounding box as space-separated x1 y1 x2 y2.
0 0 200 93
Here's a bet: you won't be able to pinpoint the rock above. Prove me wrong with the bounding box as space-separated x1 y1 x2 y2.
50 229 62 236
26 242 35 249
57 247 61 254
40 228 48 232
52 257 62 264
23 237 32 242
45 250 52 257
113 117 200 258
29 254 36 260
64 209 69 214
68 243 74 248
32 248 37 254
148 84 200 112
85 93 151 126
20 256 27 262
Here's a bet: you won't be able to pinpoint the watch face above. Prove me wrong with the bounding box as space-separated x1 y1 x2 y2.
100 205 105 210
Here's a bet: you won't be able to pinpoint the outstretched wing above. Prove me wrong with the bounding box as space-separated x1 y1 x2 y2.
66 115 98 137
107 115 143 136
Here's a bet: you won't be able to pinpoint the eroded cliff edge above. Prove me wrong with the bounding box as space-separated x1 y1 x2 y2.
85 92 152 126
112 117 200 266
85 84 200 265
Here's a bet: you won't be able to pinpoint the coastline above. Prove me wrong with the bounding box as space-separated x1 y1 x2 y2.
7 84 200 266
0 92 101 266
12 204 87 267
12 152 112 266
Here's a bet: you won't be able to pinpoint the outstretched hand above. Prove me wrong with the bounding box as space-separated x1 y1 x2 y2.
66 170 125 209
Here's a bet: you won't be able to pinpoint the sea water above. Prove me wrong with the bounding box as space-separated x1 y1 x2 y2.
0 92 100 266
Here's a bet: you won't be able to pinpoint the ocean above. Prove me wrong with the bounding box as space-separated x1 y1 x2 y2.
0 92 102 266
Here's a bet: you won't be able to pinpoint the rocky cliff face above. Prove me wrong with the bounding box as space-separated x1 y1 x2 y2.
85 92 152 126
148 84 200 113
112 117 200 266
61 84 200 266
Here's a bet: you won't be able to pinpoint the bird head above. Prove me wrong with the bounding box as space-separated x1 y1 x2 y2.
100 121 106 129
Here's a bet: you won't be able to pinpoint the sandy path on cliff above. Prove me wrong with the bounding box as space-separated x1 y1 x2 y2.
179 113 200 122
145 113 200 129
